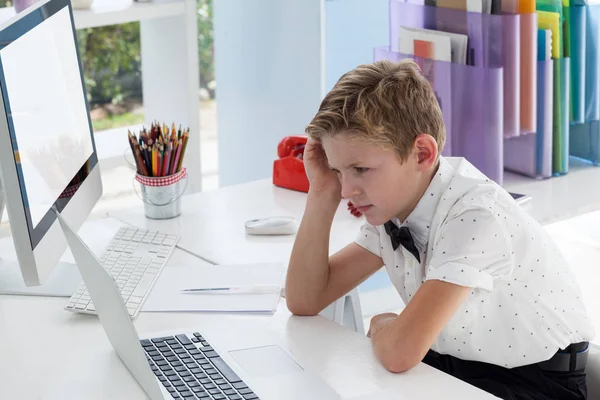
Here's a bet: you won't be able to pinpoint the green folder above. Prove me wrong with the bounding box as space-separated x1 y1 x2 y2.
553 58 570 174
569 6 586 123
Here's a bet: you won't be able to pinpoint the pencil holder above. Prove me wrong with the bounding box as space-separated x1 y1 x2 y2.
134 168 187 219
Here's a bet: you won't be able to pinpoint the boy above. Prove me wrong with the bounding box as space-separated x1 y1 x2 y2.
285 59 595 400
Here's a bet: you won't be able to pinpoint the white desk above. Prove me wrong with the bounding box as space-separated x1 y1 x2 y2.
503 158 600 224
0 219 497 399
112 179 362 266
111 179 367 333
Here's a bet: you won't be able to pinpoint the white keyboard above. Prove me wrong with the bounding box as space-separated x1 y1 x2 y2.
65 226 179 318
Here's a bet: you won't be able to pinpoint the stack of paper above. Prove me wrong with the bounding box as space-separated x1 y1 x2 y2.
142 262 285 314
397 26 468 64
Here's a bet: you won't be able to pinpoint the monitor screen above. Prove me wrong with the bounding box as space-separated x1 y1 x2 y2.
0 4 97 248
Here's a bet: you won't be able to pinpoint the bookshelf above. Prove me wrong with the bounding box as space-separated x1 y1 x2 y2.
0 0 202 192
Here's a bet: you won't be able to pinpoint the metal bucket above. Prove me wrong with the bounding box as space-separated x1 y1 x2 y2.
134 168 187 219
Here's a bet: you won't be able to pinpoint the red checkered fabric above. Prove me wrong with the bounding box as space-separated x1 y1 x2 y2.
135 168 187 187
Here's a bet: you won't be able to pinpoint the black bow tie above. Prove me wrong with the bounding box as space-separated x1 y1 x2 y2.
384 221 421 263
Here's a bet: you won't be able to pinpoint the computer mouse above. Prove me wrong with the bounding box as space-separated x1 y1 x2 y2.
245 216 298 235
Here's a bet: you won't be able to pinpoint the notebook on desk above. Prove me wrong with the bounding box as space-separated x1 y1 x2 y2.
142 263 285 314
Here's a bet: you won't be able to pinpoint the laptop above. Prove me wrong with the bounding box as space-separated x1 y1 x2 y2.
56 212 341 400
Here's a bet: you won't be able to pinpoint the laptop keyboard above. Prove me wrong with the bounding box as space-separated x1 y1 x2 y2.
142 332 260 400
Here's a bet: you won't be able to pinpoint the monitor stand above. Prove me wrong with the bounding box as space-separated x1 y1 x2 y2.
0 259 81 297
0 184 81 297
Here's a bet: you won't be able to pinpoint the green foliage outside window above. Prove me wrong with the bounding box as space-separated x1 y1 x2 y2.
76 23 141 106
197 0 214 89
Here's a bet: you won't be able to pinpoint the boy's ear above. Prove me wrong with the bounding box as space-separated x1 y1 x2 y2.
414 134 438 170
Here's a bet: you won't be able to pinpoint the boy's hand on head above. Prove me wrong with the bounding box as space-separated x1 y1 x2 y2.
304 137 341 197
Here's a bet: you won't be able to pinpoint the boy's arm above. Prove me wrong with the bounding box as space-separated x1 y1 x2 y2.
369 280 470 372
367 207 511 373
285 191 383 316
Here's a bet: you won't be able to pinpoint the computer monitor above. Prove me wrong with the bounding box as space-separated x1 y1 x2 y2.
0 0 102 296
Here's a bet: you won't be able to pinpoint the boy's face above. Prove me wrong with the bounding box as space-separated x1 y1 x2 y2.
322 134 435 225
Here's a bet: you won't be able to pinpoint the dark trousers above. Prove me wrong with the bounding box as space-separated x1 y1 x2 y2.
422 350 587 400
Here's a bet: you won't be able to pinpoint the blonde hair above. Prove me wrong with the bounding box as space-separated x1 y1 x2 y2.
305 59 445 162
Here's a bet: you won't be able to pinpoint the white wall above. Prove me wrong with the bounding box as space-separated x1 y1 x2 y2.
214 0 389 187
214 0 325 187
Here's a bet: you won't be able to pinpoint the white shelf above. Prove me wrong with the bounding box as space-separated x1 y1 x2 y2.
0 0 185 30
73 0 185 29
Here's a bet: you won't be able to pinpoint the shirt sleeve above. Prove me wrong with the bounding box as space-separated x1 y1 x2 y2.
354 222 382 257
425 207 512 292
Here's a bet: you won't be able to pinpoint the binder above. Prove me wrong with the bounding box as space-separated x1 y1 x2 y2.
503 13 520 138
570 121 600 163
570 5 600 165
504 60 554 178
537 60 555 177
553 58 570 175
519 13 538 135
564 1 571 59
570 6 586 123
519 0 537 135
585 5 600 121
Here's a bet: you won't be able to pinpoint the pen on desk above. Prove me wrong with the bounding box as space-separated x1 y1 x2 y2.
180 285 281 294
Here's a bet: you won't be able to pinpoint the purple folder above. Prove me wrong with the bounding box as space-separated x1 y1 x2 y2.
389 0 521 140
502 13 520 138
504 60 553 179
374 47 504 184
389 0 505 68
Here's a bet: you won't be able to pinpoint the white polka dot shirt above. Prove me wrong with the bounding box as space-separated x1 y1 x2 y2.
355 156 596 368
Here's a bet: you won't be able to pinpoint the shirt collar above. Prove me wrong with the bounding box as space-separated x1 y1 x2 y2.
391 156 454 253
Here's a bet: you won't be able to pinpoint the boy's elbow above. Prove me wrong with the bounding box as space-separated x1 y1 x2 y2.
380 353 419 373
285 297 321 316
376 340 421 373
287 303 320 316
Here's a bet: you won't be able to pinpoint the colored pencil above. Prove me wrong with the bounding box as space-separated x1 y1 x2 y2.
172 139 183 174
133 141 149 176
128 122 191 177
162 143 170 177
176 131 189 172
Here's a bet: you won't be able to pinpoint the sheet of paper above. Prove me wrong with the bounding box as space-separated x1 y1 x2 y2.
142 262 285 314
397 26 452 62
